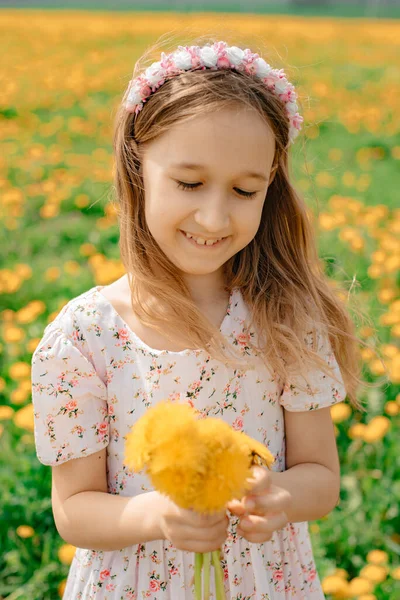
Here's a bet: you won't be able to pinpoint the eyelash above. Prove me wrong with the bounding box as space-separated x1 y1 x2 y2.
176 181 257 198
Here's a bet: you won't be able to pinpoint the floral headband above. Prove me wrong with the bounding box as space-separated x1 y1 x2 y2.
124 40 303 145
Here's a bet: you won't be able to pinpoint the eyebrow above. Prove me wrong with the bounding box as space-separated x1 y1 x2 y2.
169 162 268 182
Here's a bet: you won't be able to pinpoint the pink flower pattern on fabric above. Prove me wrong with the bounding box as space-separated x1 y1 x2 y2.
31 285 346 599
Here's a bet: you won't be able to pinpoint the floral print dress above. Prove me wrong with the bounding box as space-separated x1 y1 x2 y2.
31 285 347 600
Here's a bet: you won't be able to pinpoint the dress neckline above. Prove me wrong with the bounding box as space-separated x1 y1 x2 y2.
91 285 237 356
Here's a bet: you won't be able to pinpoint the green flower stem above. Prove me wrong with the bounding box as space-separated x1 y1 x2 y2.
194 552 203 600
212 549 226 600
203 552 211 599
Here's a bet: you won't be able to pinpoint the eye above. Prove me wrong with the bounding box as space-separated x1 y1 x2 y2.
175 181 257 198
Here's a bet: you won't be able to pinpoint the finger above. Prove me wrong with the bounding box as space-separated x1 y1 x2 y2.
226 498 247 516
244 487 292 515
176 520 228 543
246 465 272 495
239 511 288 535
184 509 227 527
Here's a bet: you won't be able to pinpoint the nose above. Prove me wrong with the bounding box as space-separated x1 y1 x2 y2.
194 195 230 234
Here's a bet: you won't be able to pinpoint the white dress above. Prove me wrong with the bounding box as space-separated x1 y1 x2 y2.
31 285 346 599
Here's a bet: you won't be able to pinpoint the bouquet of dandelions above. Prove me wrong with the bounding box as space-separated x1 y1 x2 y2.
124 401 275 600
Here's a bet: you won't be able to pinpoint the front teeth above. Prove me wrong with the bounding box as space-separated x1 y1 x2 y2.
184 232 223 246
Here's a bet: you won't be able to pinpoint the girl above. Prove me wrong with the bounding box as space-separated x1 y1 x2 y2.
31 38 367 599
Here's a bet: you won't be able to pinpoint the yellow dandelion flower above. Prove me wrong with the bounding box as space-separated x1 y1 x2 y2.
359 564 388 583
124 400 198 472
321 574 349 595
16 525 35 538
348 576 374 595
151 466 203 511
366 550 388 564
58 543 77 565
125 401 275 513
238 430 275 470
194 418 254 512
124 399 276 600
58 580 67 598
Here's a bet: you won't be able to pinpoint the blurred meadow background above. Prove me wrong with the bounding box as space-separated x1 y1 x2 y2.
0 3 400 600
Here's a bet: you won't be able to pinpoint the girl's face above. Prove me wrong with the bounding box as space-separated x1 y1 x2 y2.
142 106 277 294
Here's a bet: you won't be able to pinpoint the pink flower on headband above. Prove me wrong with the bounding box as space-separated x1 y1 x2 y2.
124 41 303 144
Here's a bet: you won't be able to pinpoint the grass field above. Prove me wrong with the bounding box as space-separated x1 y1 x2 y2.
0 9 399 600
2 1 400 19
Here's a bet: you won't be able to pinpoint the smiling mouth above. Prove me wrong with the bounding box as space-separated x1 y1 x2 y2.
180 230 229 247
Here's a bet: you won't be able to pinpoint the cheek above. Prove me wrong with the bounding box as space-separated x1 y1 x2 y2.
237 208 263 237
145 197 176 233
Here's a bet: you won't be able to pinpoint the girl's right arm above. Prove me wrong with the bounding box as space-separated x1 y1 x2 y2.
52 448 165 552
52 447 229 553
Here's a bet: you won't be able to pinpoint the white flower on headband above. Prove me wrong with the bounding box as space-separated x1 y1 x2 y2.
253 57 273 79
225 46 245 67
144 61 163 86
199 46 219 68
172 49 193 71
124 41 303 144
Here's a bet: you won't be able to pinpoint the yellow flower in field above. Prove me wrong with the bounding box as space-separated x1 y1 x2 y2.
58 543 76 565
64 260 81 275
348 422 366 439
0 406 14 420
9 361 31 380
14 264 32 280
75 194 90 208
58 580 67 598
79 243 97 256
321 574 349 595
330 402 351 423
11 388 30 405
348 576 374 595
45 266 61 282
13 403 34 431
16 307 37 324
16 525 35 538
363 416 391 442
3 326 25 343
27 338 41 353
124 400 274 514
333 568 349 580
366 550 388 564
384 401 399 416
359 564 388 583
28 300 46 315
392 566 400 579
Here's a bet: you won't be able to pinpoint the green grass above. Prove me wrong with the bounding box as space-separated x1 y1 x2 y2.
1 1 400 19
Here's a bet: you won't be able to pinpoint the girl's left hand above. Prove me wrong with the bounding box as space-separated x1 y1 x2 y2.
226 465 293 543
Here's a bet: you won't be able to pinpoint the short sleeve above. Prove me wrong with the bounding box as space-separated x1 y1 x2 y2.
279 323 347 412
31 324 109 466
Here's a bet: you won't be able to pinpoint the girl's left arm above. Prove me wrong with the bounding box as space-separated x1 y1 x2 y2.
271 404 341 523
269 462 340 523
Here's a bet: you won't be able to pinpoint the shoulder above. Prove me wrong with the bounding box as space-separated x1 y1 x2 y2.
32 285 102 363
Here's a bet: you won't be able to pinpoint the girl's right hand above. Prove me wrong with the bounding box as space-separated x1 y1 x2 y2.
157 493 230 553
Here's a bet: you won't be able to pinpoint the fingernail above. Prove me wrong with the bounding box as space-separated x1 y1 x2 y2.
246 477 257 485
245 499 255 510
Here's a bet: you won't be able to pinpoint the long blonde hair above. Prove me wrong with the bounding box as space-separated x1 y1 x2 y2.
112 33 387 413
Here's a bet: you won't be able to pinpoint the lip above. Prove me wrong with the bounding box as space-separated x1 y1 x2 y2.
180 230 228 248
